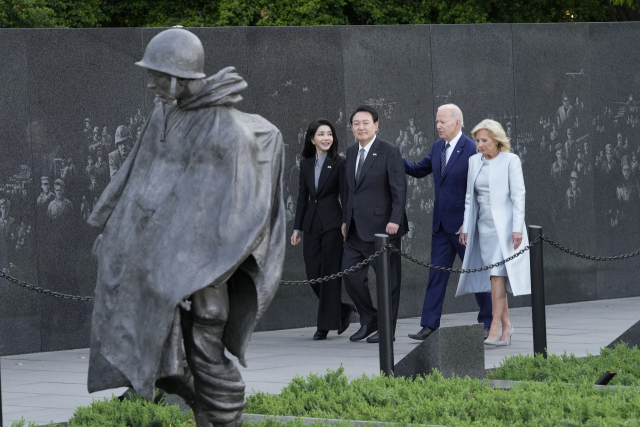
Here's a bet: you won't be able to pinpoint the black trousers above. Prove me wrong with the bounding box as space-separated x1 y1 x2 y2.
303 224 350 331
341 220 402 331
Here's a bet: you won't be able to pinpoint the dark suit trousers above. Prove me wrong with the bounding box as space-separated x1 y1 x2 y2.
303 220 349 331
421 226 492 330
342 221 402 330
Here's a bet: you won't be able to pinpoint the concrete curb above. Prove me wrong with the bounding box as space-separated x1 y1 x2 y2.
488 379 639 390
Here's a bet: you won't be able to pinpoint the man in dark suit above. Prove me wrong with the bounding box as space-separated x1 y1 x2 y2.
403 104 492 340
341 105 408 343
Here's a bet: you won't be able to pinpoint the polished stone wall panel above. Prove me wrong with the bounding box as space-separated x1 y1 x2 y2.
512 23 597 305
430 24 520 315
25 28 146 352
0 24 638 354
431 24 516 138
342 25 434 320
245 26 347 329
588 23 640 300
0 29 41 355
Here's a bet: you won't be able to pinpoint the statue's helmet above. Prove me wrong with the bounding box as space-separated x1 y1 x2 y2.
135 28 205 79
114 125 132 145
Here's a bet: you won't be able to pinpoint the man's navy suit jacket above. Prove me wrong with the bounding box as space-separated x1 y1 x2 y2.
404 132 476 234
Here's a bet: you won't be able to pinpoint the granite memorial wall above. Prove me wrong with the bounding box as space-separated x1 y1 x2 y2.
0 23 638 355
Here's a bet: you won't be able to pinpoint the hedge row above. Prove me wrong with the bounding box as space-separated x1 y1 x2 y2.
488 343 640 386
246 366 640 426
11 344 640 426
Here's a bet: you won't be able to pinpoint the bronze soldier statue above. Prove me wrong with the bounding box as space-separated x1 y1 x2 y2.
86 28 285 427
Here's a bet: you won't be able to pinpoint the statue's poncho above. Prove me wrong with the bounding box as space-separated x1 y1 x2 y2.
86 67 285 400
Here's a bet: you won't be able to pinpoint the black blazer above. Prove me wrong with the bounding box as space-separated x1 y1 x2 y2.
343 137 408 242
294 155 345 234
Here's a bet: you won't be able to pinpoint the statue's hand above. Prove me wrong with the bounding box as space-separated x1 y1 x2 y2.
178 300 192 311
91 234 102 258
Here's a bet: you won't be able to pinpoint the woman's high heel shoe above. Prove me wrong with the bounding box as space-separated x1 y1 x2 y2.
484 327 501 346
484 329 500 346
484 338 500 346
498 326 514 346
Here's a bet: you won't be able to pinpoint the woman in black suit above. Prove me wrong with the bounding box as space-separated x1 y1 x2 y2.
291 119 356 340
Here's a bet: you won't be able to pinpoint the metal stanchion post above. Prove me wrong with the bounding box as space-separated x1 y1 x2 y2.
375 234 394 376
528 225 547 359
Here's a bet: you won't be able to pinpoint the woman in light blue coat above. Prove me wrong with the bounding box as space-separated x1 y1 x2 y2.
457 119 531 346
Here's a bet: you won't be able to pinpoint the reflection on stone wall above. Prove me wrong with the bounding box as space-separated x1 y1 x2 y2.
25 111 145 289
0 24 639 355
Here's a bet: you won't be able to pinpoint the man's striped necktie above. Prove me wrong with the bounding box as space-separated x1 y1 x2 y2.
440 142 451 177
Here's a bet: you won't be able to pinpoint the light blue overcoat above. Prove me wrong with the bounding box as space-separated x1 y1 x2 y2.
456 152 531 297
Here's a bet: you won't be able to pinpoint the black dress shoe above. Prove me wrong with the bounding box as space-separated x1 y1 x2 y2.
366 332 395 343
349 323 378 341
408 326 436 341
338 303 357 335
484 327 490 340
313 330 328 340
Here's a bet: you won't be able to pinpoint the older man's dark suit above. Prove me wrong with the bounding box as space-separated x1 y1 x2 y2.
294 155 350 331
404 132 492 331
342 137 408 333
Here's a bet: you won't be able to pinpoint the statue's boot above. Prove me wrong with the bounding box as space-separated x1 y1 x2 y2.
193 404 213 427
183 285 247 427
215 419 243 427
193 404 243 427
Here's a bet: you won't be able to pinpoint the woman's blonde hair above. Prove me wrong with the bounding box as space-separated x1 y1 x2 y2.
471 119 511 153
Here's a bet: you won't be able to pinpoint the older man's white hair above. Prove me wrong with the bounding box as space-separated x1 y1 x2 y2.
437 104 464 128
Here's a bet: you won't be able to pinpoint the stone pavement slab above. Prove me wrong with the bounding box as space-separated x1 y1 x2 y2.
2 296 639 426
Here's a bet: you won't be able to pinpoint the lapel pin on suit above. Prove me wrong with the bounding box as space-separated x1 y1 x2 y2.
373 153 377 156
457 150 460 153
328 166 332 168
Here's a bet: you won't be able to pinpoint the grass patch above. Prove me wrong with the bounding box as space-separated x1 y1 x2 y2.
11 393 195 427
67 393 194 426
488 342 640 386
9 416 357 427
9 395 355 427
246 366 640 426
11 344 640 426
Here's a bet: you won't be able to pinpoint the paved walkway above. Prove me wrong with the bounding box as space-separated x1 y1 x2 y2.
2 296 639 426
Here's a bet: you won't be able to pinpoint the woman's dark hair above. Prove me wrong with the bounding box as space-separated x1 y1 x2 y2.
301 119 339 160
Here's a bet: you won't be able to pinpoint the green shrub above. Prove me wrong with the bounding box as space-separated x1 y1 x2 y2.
11 393 353 427
489 342 640 386
66 393 194 426
13 343 640 426
246 366 640 426
11 419 46 427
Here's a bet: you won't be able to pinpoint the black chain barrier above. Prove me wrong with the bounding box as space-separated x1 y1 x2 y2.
389 235 541 275
279 236 541 286
0 270 94 301
279 245 392 285
2 234 640 299
541 235 640 261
